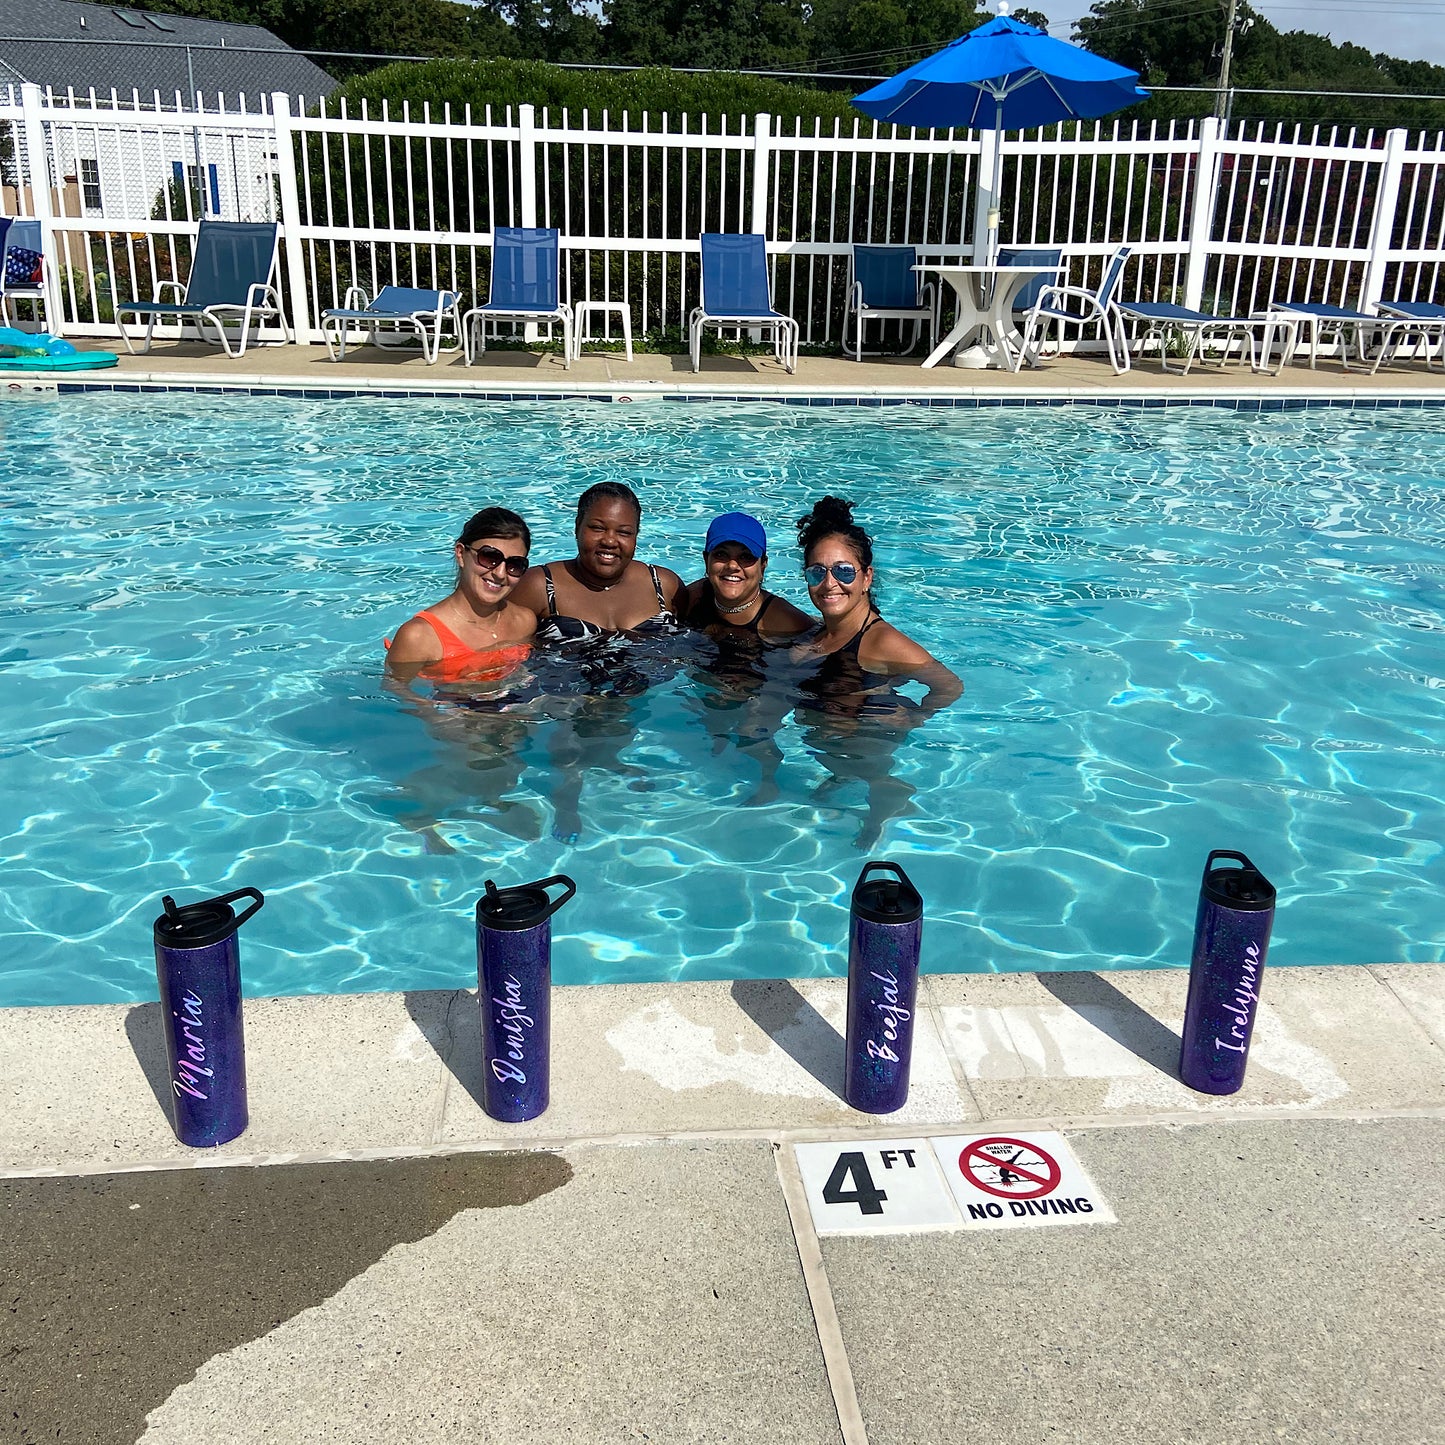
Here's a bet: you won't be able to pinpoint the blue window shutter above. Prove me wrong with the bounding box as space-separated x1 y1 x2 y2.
208 164 220 216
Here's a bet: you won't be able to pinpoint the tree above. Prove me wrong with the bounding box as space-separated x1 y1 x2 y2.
1072 0 1259 87
804 0 986 75
604 0 811 71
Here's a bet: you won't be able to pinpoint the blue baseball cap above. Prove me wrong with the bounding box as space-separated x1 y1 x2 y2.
704 511 767 559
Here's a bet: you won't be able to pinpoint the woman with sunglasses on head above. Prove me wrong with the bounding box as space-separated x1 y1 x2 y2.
794 495 961 720
385 506 536 687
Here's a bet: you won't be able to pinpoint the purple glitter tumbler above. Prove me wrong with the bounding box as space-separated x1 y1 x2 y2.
152 888 264 1147
1179 851 1276 1095
476 874 576 1123
844 862 923 1114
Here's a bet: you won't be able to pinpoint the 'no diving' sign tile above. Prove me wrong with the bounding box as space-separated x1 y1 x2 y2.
931 1131 1116 1229
795 1131 1114 1236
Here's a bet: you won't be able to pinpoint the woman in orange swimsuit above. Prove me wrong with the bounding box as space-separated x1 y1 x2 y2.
385 507 536 687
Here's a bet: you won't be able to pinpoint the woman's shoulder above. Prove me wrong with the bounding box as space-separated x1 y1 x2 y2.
386 610 445 666
501 600 538 640
759 593 813 636
858 615 936 670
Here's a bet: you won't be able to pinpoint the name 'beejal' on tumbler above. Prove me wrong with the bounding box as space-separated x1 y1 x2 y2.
865 969 911 1063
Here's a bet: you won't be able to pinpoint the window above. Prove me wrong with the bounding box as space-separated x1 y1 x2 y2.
143 12 176 30
171 160 220 218
80 158 102 210
112 9 147 26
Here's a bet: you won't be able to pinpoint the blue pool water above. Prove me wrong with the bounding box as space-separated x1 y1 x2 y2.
2 394 1443 1007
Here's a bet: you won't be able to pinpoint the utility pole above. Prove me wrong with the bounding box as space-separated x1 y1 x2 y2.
1214 0 1239 122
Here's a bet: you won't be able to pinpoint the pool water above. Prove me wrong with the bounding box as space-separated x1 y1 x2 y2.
2 394 1443 1007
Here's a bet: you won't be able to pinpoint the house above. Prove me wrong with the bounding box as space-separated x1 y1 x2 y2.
1 0 337 224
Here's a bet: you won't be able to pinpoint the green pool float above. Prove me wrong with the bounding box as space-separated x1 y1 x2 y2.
0 327 119 371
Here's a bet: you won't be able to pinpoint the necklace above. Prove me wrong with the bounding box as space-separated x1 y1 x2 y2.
716 595 760 615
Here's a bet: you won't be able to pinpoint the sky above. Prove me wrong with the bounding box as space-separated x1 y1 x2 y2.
1035 0 1445 70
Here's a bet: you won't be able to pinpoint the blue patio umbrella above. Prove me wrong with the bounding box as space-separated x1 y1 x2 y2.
853 8 1148 258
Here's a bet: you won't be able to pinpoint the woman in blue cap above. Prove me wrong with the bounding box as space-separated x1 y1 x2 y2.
678 511 810 805
683 511 811 640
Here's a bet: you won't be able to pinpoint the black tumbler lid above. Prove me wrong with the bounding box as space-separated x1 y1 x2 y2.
153 888 265 948
851 861 923 925
1200 851 1275 912
476 874 577 931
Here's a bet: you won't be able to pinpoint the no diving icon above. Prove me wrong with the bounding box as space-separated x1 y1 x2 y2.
933 1130 1116 1230
959 1136 1063 1200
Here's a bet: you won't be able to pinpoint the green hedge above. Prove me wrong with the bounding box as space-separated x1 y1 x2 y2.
330 58 871 127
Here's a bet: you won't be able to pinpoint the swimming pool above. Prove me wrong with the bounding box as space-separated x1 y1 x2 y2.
3 393 1443 1007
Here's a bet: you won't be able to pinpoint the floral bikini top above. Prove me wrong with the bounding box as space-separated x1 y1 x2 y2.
535 563 682 646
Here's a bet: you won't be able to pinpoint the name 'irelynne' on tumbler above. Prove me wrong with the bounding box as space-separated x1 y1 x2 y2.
1179 850 1276 1095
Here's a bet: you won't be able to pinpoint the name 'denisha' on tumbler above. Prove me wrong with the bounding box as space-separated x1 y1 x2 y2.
1215 942 1262 1055
490 974 534 1083
172 989 213 1100
865 970 911 1063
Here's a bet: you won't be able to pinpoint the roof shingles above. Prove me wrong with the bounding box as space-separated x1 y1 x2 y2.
0 0 337 104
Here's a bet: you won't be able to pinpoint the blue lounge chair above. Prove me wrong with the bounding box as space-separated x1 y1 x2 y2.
462 227 572 368
690 233 799 374
322 285 461 364
1 219 49 329
117 221 288 357
1114 300 1298 376
843 245 936 360
1372 300 1445 372
1014 245 1131 373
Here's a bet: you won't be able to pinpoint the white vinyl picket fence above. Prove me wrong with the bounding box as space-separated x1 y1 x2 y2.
3 80 1444 348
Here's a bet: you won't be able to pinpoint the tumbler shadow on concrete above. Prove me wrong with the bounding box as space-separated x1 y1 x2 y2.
1037 971 1181 1077
404 987 488 1112
123 1000 172 1117
730 979 846 1098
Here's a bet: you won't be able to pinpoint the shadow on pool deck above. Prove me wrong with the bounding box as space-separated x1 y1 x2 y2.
731 978 848 1098
1037 970 1183 1076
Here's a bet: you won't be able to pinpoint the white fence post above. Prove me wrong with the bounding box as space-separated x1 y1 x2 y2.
1362 128 1409 310
518 103 538 228
1183 115 1222 311
19 83 62 335
270 93 315 343
750 112 772 237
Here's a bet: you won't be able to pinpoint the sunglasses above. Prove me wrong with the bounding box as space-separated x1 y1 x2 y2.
803 561 860 587
463 544 529 578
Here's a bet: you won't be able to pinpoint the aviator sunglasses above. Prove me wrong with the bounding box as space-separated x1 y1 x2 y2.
462 543 529 578
803 561 860 587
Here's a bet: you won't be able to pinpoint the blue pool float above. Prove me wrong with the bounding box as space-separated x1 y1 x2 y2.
0 326 118 371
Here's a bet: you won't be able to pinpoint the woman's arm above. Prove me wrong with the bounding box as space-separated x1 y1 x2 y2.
860 622 964 714
385 615 444 675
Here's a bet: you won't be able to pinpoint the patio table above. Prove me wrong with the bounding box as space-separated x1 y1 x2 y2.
913 263 1060 369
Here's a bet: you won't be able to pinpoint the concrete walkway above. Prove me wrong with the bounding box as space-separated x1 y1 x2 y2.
13 337 1445 400
3 964 1443 1443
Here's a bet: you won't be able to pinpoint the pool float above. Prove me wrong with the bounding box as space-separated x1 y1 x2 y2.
0 326 119 370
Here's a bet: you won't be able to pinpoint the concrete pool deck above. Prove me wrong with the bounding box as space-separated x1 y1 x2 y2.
3 964 1443 1442
8 337 1445 400
5 342 1444 1439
